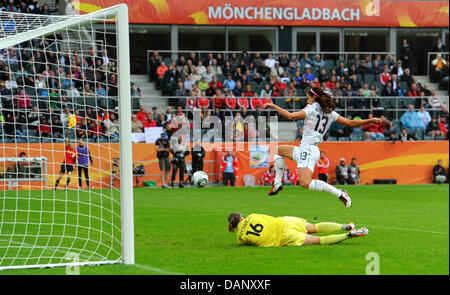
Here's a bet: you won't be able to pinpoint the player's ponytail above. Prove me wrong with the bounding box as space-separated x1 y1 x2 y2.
308 86 336 114
227 212 242 233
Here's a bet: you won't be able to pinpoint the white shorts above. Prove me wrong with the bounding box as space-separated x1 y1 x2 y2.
292 144 320 172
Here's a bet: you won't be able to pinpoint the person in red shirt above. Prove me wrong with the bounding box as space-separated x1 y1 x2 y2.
407 84 419 97
55 141 77 189
143 113 157 128
250 94 262 110
156 61 168 79
209 76 223 89
438 116 448 138
244 85 254 97
38 118 51 137
379 67 391 85
326 75 337 91
225 94 236 109
316 151 330 183
212 89 224 109
89 120 103 140
197 96 210 108
237 94 249 109
262 165 275 186
136 106 147 123
14 89 31 109
261 96 273 105
185 96 196 110
378 115 392 135
362 113 385 140
274 77 287 94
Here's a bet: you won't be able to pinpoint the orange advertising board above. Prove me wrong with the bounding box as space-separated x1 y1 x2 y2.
73 0 449 27
0 141 447 190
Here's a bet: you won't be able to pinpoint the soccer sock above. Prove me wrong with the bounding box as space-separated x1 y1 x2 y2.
66 179 70 188
308 180 341 197
319 234 349 245
274 155 285 184
315 222 345 233
55 179 60 188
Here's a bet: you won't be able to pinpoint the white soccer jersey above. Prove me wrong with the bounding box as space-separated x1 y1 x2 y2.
301 102 339 145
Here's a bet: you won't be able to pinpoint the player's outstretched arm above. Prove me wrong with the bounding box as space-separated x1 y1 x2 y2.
263 103 306 121
336 116 382 127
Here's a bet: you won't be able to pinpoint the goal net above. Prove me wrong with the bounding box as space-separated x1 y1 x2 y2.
0 4 134 270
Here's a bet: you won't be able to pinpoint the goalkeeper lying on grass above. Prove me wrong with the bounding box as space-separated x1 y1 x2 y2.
227 212 368 247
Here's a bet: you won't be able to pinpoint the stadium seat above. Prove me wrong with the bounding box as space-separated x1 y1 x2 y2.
325 59 335 69
374 81 383 90
414 129 424 140
216 74 225 83
401 98 415 108
363 74 374 86
85 97 97 108
41 138 52 143
356 74 364 85
392 120 402 130
132 97 141 110
399 81 409 90
335 59 346 67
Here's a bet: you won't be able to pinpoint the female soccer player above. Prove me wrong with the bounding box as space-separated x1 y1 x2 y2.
263 86 382 208
76 138 93 189
227 212 368 247
55 141 77 190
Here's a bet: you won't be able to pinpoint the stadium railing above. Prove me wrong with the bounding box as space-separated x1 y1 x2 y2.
135 95 448 121
147 50 397 74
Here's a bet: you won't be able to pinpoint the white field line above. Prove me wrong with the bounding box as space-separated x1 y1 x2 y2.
0 238 183 274
368 225 449 235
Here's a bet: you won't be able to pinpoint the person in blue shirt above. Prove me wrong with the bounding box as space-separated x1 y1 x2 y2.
223 75 236 91
400 104 426 132
220 150 238 186
302 66 315 82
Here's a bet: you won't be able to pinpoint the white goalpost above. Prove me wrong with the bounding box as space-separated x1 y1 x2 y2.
0 4 134 270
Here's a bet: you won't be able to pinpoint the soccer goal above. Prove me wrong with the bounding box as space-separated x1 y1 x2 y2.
0 4 134 270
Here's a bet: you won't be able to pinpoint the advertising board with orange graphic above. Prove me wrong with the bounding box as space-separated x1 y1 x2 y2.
0 141 447 190
72 0 448 27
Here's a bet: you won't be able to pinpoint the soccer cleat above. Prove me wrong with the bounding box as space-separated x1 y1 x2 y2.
339 189 352 208
347 227 369 238
342 222 356 231
268 182 283 196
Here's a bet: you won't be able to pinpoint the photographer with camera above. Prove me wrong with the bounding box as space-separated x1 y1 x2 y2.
191 139 205 173
155 132 171 188
170 134 190 188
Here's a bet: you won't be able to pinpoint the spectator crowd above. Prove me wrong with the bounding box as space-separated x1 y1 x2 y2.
0 1 141 143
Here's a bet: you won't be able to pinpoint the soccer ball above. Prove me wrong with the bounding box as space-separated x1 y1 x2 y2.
192 171 208 188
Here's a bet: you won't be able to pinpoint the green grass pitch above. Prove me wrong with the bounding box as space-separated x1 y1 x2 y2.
1 184 448 275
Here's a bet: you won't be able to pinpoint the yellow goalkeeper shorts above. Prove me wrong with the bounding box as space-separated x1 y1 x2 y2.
280 217 308 246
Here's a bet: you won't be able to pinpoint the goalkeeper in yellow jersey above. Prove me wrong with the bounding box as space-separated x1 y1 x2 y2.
227 212 368 247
